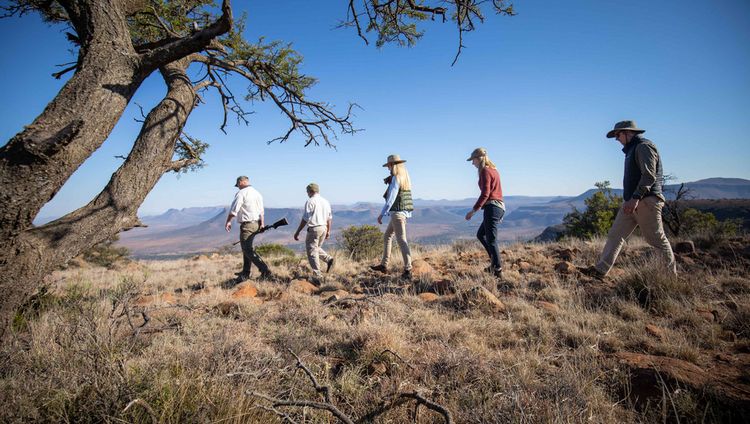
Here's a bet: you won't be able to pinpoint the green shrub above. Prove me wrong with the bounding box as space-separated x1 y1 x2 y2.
563 181 623 239
81 235 130 268
256 243 296 258
337 225 383 261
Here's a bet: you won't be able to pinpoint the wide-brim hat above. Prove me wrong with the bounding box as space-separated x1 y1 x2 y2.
466 147 487 161
234 175 249 187
382 154 406 167
606 120 646 138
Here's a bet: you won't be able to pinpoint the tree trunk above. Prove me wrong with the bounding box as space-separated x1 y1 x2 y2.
0 57 197 339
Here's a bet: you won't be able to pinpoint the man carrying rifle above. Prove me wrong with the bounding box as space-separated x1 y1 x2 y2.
225 176 273 282
294 183 334 285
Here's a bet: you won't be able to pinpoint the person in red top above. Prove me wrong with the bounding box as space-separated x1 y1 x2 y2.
465 147 505 278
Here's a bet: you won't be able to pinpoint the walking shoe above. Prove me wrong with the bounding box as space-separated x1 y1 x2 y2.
493 268 503 279
310 275 323 287
579 265 605 280
369 264 387 273
401 270 413 280
326 258 335 273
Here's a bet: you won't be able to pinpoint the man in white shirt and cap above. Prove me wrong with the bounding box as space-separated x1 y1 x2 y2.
293 183 334 284
225 176 272 282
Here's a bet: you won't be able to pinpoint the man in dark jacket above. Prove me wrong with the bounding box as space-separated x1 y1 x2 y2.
582 120 676 278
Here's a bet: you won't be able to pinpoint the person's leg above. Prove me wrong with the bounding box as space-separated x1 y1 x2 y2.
239 222 255 277
392 213 412 271
476 211 493 262
315 227 333 266
305 227 323 278
635 197 677 274
246 226 271 277
484 206 505 271
595 207 638 275
381 216 395 267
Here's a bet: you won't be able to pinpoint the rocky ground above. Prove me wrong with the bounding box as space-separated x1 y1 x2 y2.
2 236 749 423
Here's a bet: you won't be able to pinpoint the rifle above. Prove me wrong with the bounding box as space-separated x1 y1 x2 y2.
232 218 289 245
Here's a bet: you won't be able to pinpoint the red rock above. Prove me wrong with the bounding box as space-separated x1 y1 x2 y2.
289 279 319 295
536 301 560 313
695 308 717 322
554 261 576 274
418 292 440 302
320 290 350 301
645 324 665 339
461 286 506 313
517 261 532 272
431 279 455 295
231 283 258 299
411 259 435 278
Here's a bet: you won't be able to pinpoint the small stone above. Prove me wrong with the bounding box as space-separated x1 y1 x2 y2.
554 261 576 274
418 292 440 302
320 289 350 301
537 301 560 313
695 308 716 322
517 261 532 272
461 286 506 314
411 259 435 278
289 279 319 295
645 324 665 339
231 283 258 299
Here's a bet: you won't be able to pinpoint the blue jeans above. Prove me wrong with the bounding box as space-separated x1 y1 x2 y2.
477 205 505 271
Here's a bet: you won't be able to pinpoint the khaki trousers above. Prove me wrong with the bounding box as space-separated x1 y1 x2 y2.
381 212 412 271
240 221 270 276
306 226 332 277
595 196 676 275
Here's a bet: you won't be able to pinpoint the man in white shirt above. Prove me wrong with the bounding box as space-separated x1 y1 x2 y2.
225 176 272 282
293 183 334 284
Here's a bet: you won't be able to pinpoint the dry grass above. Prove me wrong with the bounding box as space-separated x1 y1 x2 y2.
2 235 749 423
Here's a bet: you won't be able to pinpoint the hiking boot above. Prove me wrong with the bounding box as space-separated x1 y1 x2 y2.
493 268 503 279
401 270 413 280
326 258 335 273
370 264 387 273
579 265 605 280
310 275 323 287
235 273 250 283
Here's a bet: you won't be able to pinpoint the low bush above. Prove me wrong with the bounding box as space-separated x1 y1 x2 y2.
337 225 383 261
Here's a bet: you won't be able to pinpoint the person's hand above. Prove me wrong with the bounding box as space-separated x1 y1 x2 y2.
294 231 300 241
225 222 232 232
465 210 475 221
325 231 330 240
623 199 639 215
377 215 383 225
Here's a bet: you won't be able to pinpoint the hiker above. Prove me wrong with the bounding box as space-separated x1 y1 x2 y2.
370 154 413 279
225 176 272 282
465 147 505 279
293 183 335 284
581 120 676 278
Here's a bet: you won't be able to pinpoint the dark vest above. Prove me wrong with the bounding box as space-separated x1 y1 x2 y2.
622 135 663 201
390 189 414 212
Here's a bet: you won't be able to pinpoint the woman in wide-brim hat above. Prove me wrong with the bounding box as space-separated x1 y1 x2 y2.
465 147 505 279
370 154 414 279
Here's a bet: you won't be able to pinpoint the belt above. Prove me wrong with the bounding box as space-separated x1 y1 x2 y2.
240 220 259 224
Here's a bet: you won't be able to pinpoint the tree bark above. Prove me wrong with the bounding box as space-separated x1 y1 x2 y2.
0 57 197 340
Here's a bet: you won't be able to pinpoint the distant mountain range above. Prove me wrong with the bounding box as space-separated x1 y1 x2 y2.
117 178 750 258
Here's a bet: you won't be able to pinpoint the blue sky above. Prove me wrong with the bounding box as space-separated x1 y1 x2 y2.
1 0 749 217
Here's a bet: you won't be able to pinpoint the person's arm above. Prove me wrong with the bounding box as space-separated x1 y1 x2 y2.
295 199 313 240
466 168 489 220
225 192 242 231
633 143 659 199
258 192 264 229
326 217 332 239
294 218 307 241
379 178 399 223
